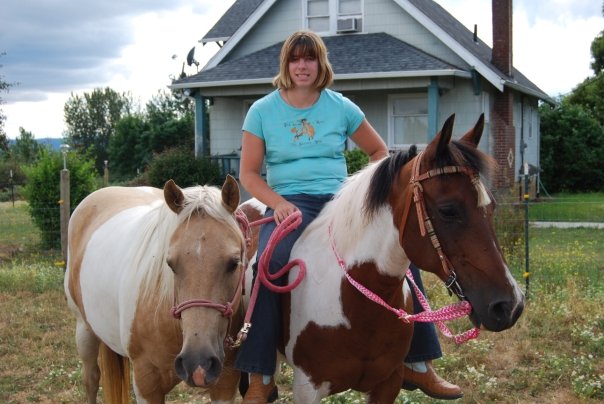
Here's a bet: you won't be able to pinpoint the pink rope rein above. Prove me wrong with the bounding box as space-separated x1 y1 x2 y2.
235 211 306 345
329 224 480 344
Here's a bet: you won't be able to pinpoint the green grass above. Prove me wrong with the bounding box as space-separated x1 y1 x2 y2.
0 200 602 403
0 201 41 248
529 192 604 222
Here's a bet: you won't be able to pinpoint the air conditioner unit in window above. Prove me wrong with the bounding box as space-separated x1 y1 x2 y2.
337 18 359 33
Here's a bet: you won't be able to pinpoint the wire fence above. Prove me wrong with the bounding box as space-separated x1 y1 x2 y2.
1 196 602 267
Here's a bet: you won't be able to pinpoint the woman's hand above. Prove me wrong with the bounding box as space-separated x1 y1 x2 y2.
273 200 299 224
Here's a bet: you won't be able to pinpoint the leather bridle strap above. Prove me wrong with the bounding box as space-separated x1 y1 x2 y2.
397 151 476 299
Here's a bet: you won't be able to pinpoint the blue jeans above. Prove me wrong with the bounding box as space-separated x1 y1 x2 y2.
405 263 443 362
235 194 333 375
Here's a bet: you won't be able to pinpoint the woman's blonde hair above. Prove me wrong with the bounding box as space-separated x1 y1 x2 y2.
272 30 334 90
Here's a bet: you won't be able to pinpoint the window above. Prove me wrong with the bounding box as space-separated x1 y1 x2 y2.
305 0 362 34
388 94 428 149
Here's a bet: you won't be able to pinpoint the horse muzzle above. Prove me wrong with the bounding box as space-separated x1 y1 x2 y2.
175 349 223 387
469 290 525 332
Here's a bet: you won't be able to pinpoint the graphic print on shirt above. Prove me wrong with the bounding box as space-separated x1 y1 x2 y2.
290 119 316 142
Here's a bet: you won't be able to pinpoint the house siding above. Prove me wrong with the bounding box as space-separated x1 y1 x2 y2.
225 0 302 63
209 98 246 155
364 0 467 69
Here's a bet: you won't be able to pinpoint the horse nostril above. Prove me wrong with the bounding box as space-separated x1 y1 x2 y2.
174 355 187 380
488 300 512 328
207 356 222 378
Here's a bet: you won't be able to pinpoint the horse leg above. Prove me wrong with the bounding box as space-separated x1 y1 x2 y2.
366 364 405 404
74 320 101 404
209 348 240 403
291 367 328 404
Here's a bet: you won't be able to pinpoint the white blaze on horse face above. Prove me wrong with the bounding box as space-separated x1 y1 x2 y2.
79 202 163 356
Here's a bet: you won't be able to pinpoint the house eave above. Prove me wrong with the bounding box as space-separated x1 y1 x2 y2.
204 0 278 70
396 0 505 91
169 69 472 90
504 80 556 105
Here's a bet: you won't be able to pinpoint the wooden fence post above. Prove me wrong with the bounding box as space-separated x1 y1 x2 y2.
60 169 70 265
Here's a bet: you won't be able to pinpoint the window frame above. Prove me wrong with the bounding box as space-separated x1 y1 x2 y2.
303 0 363 35
387 93 429 150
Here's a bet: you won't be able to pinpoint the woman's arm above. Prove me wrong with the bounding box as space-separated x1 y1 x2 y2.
239 131 299 223
350 119 389 162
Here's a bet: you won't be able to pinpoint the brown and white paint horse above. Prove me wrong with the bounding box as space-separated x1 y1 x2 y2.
64 175 246 403
240 114 524 403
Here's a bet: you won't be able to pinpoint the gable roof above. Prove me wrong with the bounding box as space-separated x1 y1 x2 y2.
172 33 465 88
176 0 552 103
201 0 264 43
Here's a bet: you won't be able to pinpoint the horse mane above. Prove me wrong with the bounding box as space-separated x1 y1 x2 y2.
364 140 495 218
137 185 243 311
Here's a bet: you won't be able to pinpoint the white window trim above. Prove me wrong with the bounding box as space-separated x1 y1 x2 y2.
387 93 429 150
303 0 363 35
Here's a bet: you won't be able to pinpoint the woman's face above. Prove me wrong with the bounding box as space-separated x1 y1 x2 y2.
288 50 319 90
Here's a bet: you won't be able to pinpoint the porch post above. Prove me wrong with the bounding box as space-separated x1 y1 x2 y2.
194 93 209 157
427 77 439 140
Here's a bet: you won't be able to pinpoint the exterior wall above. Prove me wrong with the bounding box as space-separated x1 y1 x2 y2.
225 0 302 62
514 95 540 174
209 98 247 155
364 0 467 68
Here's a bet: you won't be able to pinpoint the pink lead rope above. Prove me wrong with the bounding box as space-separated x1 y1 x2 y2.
328 224 480 345
234 211 306 346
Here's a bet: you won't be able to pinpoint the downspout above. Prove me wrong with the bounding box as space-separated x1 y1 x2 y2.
427 77 439 140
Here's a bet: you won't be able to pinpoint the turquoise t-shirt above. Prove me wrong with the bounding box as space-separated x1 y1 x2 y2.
242 88 364 195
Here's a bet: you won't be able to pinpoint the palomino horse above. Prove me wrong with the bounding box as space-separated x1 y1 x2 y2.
64 175 247 403
240 114 525 403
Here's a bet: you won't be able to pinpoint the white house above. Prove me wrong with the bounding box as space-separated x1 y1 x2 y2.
170 0 553 189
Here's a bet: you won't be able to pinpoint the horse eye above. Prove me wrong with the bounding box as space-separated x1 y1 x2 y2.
438 204 461 220
226 258 240 273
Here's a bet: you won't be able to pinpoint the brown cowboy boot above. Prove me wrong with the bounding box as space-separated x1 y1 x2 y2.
242 373 277 404
402 361 463 400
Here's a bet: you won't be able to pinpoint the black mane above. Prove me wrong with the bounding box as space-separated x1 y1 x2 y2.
364 142 493 218
364 145 417 218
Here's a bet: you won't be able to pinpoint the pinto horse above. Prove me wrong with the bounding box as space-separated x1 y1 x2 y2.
240 114 525 403
64 175 247 403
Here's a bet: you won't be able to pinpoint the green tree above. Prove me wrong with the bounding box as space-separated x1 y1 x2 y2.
539 102 604 193
146 147 222 188
24 149 97 249
108 115 150 179
590 30 604 75
107 90 194 180
64 87 133 174
11 127 41 164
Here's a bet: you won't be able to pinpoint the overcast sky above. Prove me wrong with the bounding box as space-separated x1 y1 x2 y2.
1 0 602 139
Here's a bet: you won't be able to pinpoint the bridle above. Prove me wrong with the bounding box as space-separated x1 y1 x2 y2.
398 150 490 299
169 211 251 349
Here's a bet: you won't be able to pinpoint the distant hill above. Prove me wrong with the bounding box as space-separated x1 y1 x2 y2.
8 137 64 151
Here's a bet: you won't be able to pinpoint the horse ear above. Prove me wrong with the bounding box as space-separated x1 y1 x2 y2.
221 174 240 214
460 113 484 147
164 179 185 214
425 114 455 159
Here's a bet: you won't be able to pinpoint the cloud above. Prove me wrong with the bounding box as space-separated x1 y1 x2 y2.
0 0 215 103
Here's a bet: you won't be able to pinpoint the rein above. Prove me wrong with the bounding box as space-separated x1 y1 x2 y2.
233 210 306 347
328 225 479 344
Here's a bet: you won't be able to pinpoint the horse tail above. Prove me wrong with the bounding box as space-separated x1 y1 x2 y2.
99 342 131 403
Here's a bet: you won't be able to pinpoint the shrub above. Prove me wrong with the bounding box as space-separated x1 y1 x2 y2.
23 149 97 249
145 147 223 188
345 148 369 175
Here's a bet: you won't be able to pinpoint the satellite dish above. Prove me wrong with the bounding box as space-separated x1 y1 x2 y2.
186 47 199 68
